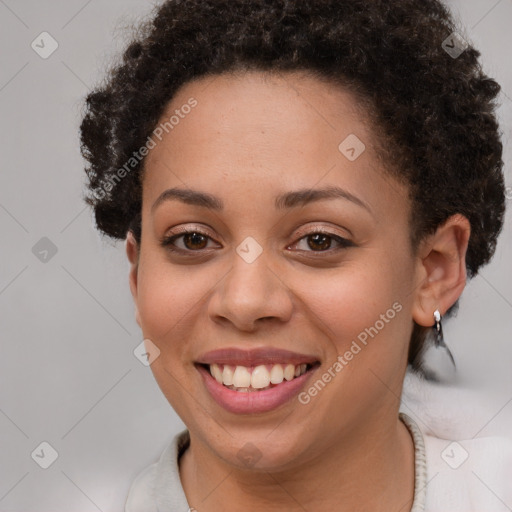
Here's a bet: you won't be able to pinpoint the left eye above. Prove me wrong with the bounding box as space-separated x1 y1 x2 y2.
290 232 353 252
161 230 352 254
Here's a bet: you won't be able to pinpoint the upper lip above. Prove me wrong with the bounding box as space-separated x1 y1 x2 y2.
196 348 319 367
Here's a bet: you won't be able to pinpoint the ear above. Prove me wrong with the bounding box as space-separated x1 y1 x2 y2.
126 231 141 328
412 214 471 327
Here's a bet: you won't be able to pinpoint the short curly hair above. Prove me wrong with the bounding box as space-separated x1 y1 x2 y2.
80 0 506 371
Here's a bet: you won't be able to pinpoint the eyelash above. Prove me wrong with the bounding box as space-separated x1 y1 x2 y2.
160 227 354 256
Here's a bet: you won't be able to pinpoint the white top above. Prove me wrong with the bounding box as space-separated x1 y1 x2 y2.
125 373 512 511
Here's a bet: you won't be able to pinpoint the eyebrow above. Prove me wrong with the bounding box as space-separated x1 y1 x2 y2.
151 185 372 214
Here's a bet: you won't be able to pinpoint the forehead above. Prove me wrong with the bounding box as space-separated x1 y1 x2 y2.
142 70 408 219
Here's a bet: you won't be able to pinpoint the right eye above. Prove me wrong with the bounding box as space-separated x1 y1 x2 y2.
160 230 220 254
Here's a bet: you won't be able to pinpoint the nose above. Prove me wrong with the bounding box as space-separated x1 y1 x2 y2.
208 248 294 332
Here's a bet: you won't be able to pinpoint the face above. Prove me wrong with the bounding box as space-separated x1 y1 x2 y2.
129 70 420 470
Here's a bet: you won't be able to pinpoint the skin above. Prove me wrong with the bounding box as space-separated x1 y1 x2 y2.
126 70 470 511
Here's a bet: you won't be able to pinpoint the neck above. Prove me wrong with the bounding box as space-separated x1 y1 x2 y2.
180 413 415 512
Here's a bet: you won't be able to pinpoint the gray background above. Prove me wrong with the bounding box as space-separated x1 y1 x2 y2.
0 0 510 510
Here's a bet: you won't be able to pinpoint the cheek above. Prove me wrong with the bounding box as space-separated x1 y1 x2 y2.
293 263 413 418
136 238 415 357
301 265 400 337
136 257 202 344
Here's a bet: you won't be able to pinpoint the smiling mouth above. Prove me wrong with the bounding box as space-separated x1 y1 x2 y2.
198 362 319 392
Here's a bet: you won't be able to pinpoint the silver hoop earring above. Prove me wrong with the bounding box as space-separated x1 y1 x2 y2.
433 309 455 367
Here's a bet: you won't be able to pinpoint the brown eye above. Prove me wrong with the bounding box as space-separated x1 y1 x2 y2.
161 230 218 253
182 232 208 250
291 231 354 253
307 233 332 251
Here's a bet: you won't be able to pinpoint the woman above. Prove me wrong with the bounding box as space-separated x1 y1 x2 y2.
80 0 511 510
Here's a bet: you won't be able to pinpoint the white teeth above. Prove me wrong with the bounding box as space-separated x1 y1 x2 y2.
210 363 223 384
295 364 307 377
251 365 270 389
284 364 295 381
208 362 311 391
269 364 284 384
222 365 234 386
232 366 252 388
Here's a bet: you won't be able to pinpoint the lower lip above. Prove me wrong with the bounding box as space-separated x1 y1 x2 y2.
197 365 317 414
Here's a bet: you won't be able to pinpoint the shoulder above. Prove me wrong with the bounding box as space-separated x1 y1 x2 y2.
423 434 512 511
125 462 159 512
400 371 512 511
124 430 191 512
